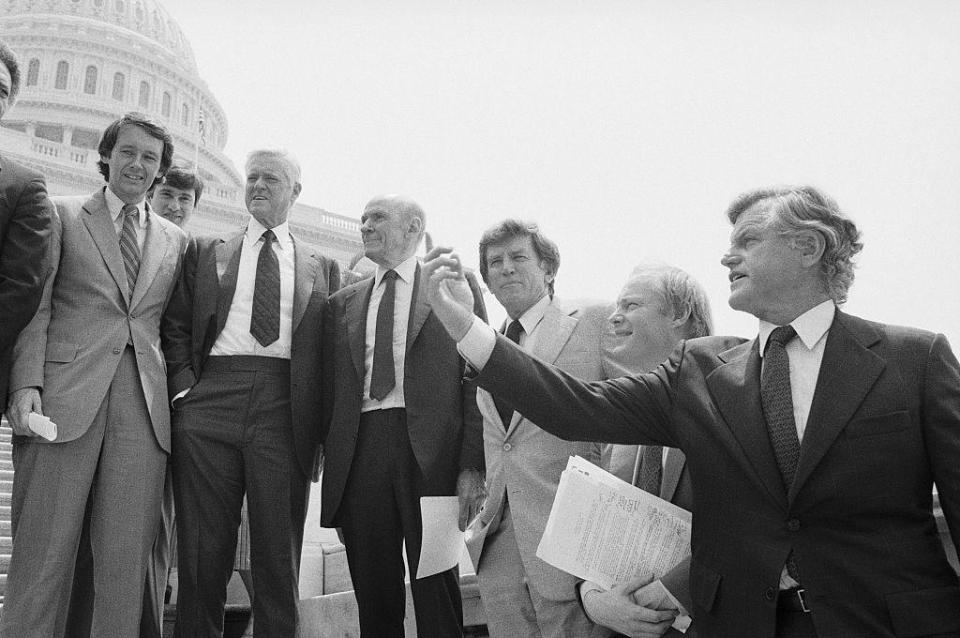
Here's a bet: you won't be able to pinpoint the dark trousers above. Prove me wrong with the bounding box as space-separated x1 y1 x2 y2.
172 356 308 638
339 408 463 638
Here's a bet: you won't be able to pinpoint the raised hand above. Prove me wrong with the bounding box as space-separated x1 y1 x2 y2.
422 246 477 341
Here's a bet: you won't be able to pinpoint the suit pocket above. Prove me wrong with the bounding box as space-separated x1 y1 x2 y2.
690 559 722 613
45 342 79 363
885 585 960 637
842 410 911 439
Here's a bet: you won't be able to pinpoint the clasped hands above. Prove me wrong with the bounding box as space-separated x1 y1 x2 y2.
582 574 681 638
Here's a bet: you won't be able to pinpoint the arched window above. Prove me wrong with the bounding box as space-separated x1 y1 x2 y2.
161 92 171 117
112 72 125 101
181 104 189 127
138 81 150 108
55 61 69 90
83 65 98 94
26 59 39 86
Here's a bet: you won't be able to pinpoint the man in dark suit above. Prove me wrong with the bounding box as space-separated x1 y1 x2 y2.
422 185 960 638
0 39 53 409
321 194 486 637
3 112 188 638
162 149 339 637
585 264 713 638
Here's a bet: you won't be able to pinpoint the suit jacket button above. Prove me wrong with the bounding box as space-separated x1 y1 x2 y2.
503 443 511 451
764 587 776 601
787 518 801 532
113 347 121 354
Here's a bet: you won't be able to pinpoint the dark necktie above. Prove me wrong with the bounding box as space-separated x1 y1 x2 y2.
636 445 664 495
761 325 800 489
250 229 280 347
493 320 524 428
369 270 398 401
762 325 803 584
119 203 140 298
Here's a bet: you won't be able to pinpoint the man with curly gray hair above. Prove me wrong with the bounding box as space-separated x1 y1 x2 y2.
422 184 960 638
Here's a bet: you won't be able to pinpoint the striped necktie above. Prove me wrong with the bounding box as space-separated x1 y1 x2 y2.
119 203 140 299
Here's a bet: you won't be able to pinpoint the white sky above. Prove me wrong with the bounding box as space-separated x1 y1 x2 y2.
162 0 960 343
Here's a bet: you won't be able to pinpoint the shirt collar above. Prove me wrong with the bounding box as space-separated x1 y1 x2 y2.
245 217 291 248
104 186 147 228
375 255 418 287
510 294 551 336
758 299 835 357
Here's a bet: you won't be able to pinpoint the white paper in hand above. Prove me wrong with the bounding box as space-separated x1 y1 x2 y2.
28 412 57 441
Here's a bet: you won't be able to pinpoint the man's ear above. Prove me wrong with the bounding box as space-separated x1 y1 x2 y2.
793 230 826 268
671 305 692 329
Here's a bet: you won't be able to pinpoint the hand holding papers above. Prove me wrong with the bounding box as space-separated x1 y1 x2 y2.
27 412 57 441
536 456 691 589
417 496 467 579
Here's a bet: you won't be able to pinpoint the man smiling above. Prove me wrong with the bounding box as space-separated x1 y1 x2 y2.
163 149 340 637
3 112 187 637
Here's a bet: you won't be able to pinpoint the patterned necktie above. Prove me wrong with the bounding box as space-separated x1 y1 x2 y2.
493 320 524 428
119 203 140 298
369 270 398 401
250 229 280 347
761 325 800 489
636 445 664 495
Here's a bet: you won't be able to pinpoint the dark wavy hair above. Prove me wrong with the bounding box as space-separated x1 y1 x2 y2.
152 165 204 206
0 40 20 104
478 219 561 295
97 112 174 188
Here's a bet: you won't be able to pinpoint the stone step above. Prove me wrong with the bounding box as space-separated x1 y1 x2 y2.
0 491 10 508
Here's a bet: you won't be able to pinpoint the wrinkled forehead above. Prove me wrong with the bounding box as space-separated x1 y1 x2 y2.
619 273 665 302
731 198 781 237
246 153 298 183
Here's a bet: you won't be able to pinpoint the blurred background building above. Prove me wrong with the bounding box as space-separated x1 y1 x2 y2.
0 0 362 264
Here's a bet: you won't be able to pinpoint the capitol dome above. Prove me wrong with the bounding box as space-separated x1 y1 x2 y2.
0 0 362 260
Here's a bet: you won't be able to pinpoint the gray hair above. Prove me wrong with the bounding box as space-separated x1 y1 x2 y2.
629 264 713 339
245 148 302 185
726 185 863 304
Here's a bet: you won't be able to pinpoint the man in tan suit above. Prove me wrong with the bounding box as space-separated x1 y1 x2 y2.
464 219 617 637
2 112 188 637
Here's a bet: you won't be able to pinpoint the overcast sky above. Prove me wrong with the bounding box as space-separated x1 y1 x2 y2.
162 0 960 343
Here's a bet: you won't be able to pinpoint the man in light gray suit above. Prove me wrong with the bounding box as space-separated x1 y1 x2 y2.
2 112 188 637
463 220 617 637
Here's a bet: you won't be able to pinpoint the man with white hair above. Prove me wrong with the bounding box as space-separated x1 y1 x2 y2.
163 149 341 636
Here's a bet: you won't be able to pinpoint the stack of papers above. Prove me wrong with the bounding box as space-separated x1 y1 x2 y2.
536 455 691 590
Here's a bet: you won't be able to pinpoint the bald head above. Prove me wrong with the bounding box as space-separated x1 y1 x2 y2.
360 194 426 268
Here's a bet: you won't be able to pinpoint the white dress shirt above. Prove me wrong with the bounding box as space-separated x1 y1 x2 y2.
104 186 147 253
758 299 835 442
209 218 295 359
361 256 418 412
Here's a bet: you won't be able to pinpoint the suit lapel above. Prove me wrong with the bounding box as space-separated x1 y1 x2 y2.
347 280 374 382
291 237 317 333
706 339 789 509
660 448 687 502
505 300 578 436
789 312 884 501
406 263 431 353
81 190 128 301
532 299 577 367
129 209 169 308
215 233 244 337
